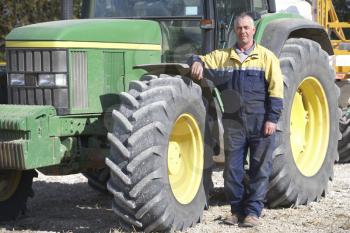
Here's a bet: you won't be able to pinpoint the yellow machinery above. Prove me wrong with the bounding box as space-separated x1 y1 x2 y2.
317 0 350 163
314 0 350 78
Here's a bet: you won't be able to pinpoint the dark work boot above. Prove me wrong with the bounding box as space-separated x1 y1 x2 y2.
239 215 259 227
223 213 242 225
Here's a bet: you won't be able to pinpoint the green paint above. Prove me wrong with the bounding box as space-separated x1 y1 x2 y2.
2 17 163 172
254 13 303 43
0 104 111 170
6 19 161 45
0 43 161 170
104 52 125 94
0 105 63 169
51 115 107 137
123 49 161 89
67 48 160 115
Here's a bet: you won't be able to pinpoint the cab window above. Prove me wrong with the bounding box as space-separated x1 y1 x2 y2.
215 0 251 48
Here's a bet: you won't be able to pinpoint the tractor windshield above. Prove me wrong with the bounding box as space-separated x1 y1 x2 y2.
93 0 203 17
89 0 204 63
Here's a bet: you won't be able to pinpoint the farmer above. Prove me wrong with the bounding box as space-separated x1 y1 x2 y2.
188 12 283 227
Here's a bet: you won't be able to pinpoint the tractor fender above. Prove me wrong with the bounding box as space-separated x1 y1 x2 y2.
134 63 191 76
259 18 334 57
199 78 225 160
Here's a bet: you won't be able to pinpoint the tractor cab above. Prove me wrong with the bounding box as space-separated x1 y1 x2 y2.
81 0 271 62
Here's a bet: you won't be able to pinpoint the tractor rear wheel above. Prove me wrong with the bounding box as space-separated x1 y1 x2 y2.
267 38 340 207
0 170 37 221
338 117 350 163
106 75 211 232
336 80 350 163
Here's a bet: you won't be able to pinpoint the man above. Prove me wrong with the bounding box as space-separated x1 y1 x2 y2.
188 13 283 227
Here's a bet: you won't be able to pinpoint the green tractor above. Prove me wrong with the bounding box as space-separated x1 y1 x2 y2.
0 0 340 232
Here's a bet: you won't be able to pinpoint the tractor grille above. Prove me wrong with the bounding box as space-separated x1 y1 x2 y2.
0 130 28 141
0 118 28 169
71 51 88 109
6 49 69 115
0 141 25 169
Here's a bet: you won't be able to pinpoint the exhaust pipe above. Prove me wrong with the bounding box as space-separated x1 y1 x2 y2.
61 0 73 20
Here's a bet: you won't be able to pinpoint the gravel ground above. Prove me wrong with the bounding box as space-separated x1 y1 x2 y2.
0 164 349 233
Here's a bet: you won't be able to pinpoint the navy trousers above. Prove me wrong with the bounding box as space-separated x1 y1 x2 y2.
223 113 275 217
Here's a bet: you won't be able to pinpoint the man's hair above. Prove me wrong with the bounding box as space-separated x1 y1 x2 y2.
233 12 255 28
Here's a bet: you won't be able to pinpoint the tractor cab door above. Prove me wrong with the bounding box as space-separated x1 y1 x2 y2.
156 1 204 63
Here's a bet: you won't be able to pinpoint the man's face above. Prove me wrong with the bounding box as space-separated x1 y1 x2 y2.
234 17 256 46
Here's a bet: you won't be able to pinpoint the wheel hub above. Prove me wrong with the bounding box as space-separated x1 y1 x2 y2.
290 77 330 177
290 90 308 157
168 142 183 176
168 113 204 205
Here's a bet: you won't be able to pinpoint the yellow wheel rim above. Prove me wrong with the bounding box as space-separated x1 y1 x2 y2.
168 113 204 204
290 77 329 177
0 170 21 202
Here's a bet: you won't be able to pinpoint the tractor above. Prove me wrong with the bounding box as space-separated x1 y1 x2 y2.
0 0 347 232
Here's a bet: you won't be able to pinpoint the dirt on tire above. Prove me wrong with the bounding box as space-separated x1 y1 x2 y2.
1 164 350 233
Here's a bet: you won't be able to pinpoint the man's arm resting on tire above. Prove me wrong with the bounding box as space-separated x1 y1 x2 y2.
188 52 223 81
191 62 204 80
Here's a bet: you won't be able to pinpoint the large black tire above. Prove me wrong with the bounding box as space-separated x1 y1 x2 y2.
106 75 211 232
267 38 340 207
338 117 350 163
338 118 350 163
336 80 350 163
83 167 110 193
0 170 37 221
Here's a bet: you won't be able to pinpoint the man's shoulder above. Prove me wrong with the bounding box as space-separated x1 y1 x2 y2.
256 44 273 55
209 48 231 55
256 44 278 60
201 48 232 60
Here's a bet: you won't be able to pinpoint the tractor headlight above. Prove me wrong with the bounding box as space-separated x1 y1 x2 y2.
55 74 67 87
38 74 67 87
9 73 25 86
38 74 55 86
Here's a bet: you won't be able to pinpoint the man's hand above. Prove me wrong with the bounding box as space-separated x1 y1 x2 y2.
264 121 277 136
190 61 204 80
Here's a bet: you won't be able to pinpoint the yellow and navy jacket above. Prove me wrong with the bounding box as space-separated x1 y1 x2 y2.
189 44 283 123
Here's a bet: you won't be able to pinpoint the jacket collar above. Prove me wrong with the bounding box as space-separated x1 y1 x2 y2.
230 42 260 62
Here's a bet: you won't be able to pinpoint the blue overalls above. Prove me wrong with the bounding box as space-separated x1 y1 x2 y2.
189 43 283 217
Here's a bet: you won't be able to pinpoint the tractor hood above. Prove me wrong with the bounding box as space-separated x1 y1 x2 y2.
6 19 161 45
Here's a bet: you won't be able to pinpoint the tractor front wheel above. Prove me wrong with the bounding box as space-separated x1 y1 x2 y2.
106 75 211 232
336 80 350 163
0 170 37 221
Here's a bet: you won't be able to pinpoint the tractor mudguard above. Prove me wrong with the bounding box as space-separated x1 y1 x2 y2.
199 78 225 161
258 18 333 56
134 63 191 76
